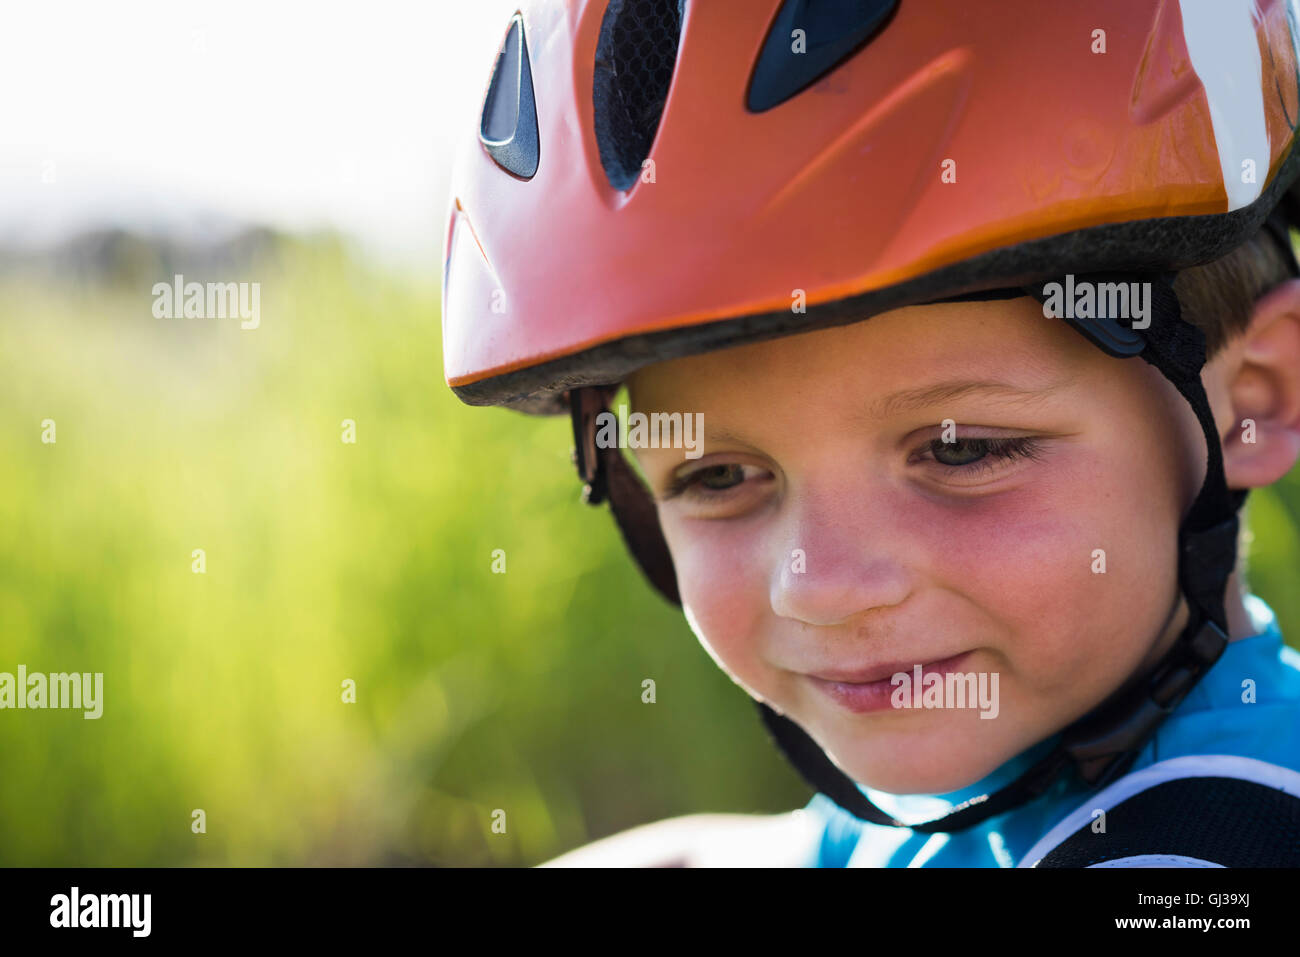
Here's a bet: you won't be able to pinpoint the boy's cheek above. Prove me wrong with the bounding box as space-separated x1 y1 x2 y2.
666 524 775 681
902 503 1161 720
956 523 1176 720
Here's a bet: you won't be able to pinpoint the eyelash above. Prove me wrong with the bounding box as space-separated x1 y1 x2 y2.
661 436 1045 501
661 464 766 502
918 436 1045 475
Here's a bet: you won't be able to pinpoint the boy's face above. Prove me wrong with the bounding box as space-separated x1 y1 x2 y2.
627 297 1205 795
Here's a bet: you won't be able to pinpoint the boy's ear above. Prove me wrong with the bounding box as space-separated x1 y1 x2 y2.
1214 279 1300 490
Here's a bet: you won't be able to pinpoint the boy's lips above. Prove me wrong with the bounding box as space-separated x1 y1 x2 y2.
804 651 976 714
805 651 974 685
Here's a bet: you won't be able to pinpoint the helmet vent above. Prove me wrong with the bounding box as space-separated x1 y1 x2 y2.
747 0 899 112
480 14 540 179
593 0 686 191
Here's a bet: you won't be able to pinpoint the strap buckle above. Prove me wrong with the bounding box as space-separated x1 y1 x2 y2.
1063 616 1228 788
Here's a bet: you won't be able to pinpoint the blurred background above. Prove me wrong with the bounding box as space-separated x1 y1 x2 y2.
0 0 810 866
3 1 1299 867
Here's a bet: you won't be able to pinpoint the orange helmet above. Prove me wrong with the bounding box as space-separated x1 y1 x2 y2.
442 0 1300 832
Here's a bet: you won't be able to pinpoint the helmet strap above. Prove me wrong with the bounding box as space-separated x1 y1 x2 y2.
568 388 680 604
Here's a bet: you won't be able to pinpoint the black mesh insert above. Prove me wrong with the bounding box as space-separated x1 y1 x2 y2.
593 0 685 191
1034 776 1300 867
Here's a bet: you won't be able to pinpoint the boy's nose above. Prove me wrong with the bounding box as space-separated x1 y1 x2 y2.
768 497 912 628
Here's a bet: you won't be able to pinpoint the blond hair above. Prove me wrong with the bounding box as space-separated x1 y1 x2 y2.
1175 227 1296 358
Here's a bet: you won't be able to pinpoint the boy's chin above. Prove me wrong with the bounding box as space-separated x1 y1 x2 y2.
828 738 1018 797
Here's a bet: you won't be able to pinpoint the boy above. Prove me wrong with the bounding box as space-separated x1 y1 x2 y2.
443 0 1300 865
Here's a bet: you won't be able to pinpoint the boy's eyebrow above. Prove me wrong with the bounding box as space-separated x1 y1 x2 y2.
870 377 1068 419
692 426 758 448
685 375 1073 449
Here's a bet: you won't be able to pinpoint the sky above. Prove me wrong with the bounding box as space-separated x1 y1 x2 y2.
0 0 521 268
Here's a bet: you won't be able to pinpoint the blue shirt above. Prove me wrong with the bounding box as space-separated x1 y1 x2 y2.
802 594 1300 866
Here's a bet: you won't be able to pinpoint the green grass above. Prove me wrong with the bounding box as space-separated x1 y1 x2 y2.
1 234 1296 865
0 235 808 866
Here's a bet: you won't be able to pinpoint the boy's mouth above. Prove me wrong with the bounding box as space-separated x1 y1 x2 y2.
805 651 975 714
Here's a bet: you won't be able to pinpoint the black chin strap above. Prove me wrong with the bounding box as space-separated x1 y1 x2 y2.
570 272 1245 833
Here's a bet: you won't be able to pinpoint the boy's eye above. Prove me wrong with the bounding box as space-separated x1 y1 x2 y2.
660 435 1044 506
693 464 746 490
663 463 770 501
921 436 1043 474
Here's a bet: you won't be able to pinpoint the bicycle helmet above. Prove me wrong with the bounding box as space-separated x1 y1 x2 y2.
442 0 1300 831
